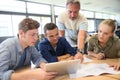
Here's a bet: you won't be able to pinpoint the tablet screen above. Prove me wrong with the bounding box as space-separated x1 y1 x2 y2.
45 59 80 75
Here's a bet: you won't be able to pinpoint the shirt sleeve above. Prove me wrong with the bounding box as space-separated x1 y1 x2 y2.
116 39 120 57
0 44 14 80
2 70 14 80
31 47 47 67
79 21 88 31
87 38 94 51
57 22 66 30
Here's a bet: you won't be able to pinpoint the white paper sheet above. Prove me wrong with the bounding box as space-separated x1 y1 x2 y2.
83 55 93 63
69 63 120 78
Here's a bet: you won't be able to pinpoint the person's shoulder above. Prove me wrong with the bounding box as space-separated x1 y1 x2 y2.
112 35 120 42
39 38 51 46
78 13 88 22
58 11 68 18
58 11 69 23
58 37 70 45
0 37 16 46
112 35 120 48
59 11 66 16
79 13 87 19
59 37 66 41
89 34 98 42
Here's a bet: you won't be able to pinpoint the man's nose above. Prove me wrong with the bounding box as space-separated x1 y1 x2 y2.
34 35 38 41
71 12 75 17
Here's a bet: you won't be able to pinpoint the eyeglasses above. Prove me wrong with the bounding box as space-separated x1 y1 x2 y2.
28 33 38 38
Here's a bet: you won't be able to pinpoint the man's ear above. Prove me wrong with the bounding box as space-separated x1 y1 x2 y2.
19 30 24 35
111 32 114 37
44 33 47 37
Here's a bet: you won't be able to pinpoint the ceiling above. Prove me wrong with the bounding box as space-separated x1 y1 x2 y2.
26 0 120 16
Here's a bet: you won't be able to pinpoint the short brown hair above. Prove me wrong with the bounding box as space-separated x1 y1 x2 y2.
66 0 80 8
44 23 58 34
99 19 116 32
19 18 40 32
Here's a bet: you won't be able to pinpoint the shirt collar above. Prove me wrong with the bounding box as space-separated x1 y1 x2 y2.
14 36 22 53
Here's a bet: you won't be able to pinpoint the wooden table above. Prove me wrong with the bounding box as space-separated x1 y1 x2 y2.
53 56 120 80
15 56 120 80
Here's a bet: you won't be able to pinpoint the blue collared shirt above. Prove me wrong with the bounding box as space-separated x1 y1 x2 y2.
38 37 76 63
0 37 47 80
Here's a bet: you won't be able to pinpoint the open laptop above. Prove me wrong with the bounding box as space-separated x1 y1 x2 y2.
45 59 80 75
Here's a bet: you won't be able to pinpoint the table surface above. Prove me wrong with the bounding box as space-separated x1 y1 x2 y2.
53 56 120 80
15 55 120 80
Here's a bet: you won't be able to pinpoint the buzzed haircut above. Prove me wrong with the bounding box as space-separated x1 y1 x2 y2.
19 18 40 32
44 23 58 34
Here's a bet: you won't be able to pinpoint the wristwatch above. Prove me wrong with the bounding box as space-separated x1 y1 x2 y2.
77 49 84 54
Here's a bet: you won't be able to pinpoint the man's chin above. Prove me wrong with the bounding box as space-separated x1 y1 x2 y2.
71 18 75 20
70 17 76 20
99 39 104 43
29 44 35 47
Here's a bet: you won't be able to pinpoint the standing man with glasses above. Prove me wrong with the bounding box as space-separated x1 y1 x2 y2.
57 0 88 62
0 18 57 80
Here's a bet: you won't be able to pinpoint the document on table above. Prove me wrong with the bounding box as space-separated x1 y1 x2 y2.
83 55 93 63
69 63 120 78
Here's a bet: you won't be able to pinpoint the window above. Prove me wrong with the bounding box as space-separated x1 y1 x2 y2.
12 15 26 36
87 20 95 32
0 0 26 13
0 14 12 36
103 13 110 19
82 10 94 18
110 15 115 19
54 6 65 15
40 17 51 34
27 3 51 15
95 12 103 19
0 14 25 36
95 19 104 31
29 16 51 34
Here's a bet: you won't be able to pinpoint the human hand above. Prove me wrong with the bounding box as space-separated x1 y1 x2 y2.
65 56 74 60
74 52 84 63
13 68 57 80
40 62 47 71
30 68 57 80
95 52 105 60
110 63 120 71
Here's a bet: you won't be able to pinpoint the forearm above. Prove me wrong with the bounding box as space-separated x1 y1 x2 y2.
39 62 46 70
10 68 46 80
58 54 71 61
58 56 74 61
10 70 33 80
88 51 106 60
77 31 86 50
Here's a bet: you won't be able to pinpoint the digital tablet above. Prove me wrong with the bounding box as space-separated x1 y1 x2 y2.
45 59 80 75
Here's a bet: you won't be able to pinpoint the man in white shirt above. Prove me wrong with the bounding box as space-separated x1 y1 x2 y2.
57 0 88 62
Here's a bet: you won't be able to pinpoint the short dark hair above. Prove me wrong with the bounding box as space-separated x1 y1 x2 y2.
66 0 80 8
44 23 58 33
19 18 40 32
